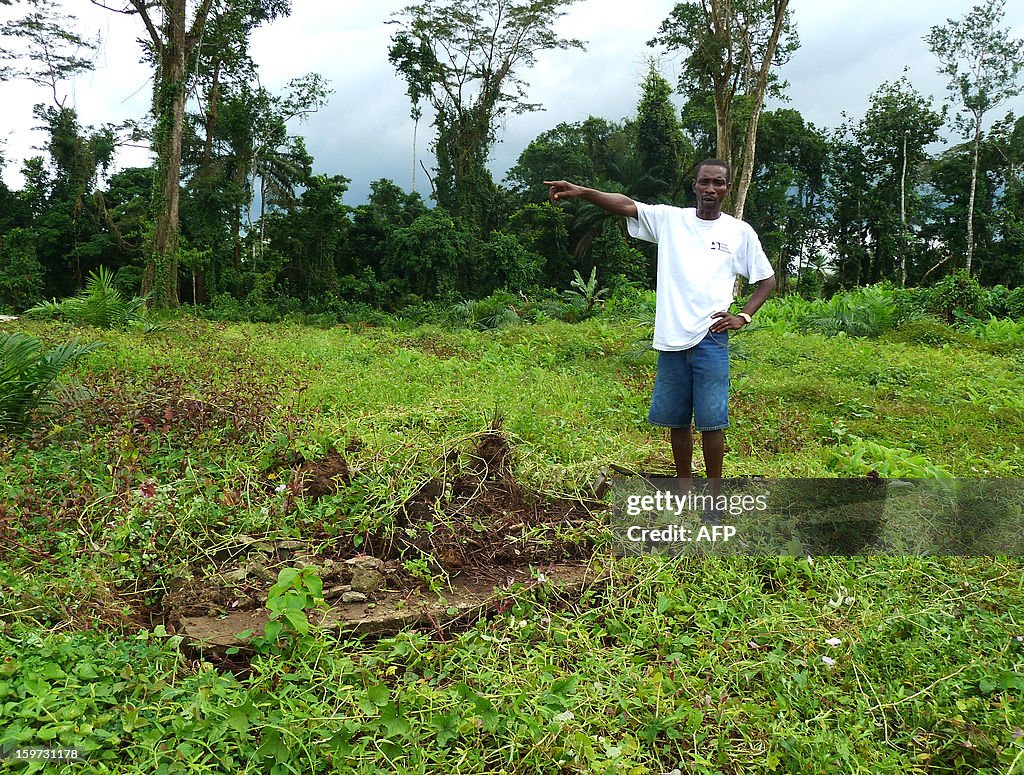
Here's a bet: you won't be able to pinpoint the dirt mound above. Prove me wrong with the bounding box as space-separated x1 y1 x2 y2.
399 422 599 568
471 419 514 480
293 448 351 500
138 423 603 656
263 447 352 502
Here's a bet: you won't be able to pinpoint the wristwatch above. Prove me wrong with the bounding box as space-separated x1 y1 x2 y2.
737 312 752 325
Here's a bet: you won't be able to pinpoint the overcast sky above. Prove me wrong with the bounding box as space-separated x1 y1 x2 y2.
1 0 1023 204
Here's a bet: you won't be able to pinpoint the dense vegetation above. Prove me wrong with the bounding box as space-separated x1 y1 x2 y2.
2 288 1023 772
0 0 1022 319
2 0 1023 772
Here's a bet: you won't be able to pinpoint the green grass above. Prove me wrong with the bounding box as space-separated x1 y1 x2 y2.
0 314 1022 773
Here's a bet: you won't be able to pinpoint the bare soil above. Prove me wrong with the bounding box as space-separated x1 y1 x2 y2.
166 422 604 652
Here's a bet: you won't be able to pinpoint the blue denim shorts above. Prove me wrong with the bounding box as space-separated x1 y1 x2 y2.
648 330 729 431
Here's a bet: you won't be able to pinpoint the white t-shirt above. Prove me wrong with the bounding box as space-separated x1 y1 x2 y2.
626 202 775 351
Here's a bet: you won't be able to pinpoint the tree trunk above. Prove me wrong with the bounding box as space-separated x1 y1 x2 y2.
127 0 216 309
412 113 418 194
201 58 222 171
259 174 266 264
710 0 734 171
713 88 732 171
143 4 188 309
732 0 789 220
900 130 908 286
233 208 241 272
966 118 981 275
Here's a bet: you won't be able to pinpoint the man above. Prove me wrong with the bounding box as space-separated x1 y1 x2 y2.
545 159 775 499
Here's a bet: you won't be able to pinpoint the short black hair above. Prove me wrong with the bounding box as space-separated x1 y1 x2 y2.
694 158 732 183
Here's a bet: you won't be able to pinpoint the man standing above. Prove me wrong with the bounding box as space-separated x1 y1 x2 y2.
545 159 775 495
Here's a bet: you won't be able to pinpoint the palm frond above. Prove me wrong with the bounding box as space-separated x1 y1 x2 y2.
22 266 150 330
0 332 104 432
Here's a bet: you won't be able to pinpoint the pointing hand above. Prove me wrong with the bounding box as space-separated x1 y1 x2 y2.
543 180 581 203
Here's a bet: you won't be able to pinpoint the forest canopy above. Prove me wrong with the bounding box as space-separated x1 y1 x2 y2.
0 0 1022 317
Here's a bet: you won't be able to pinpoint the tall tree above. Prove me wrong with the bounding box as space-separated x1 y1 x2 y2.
89 0 291 308
857 75 944 286
635 63 692 201
265 173 350 300
924 116 1024 287
743 107 827 293
0 1 97 105
989 113 1024 284
651 0 798 219
925 0 1024 275
505 116 626 203
388 0 584 231
825 123 871 288
33 105 117 292
190 0 290 173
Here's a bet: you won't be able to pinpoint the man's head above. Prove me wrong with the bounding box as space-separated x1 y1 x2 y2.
692 158 731 219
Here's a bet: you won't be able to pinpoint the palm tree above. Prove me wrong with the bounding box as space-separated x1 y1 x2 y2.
251 137 312 262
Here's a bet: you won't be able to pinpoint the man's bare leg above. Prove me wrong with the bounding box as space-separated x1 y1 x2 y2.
702 429 724 498
671 426 694 493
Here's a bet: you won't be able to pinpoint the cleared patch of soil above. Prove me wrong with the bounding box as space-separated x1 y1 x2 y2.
168 422 604 652
403 334 461 359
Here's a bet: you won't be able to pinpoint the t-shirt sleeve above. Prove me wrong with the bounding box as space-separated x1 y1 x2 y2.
625 201 660 243
739 224 775 282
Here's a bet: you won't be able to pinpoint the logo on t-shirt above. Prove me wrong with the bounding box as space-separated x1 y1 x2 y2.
710 240 732 254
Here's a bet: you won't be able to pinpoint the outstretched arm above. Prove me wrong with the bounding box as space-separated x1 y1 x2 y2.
544 180 638 219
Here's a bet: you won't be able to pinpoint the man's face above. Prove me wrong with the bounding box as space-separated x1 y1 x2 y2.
692 164 730 215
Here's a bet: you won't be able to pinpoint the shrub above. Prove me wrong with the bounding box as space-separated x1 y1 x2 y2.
474 232 543 294
383 211 473 299
590 224 649 286
929 271 987 322
754 293 820 333
448 291 523 331
112 266 144 298
887 286 932 326
825 421 952 478
884 319 971 347
0 332 104 432
986 285 1010 319
603 283 655 322
825 436 952 478
200 292 246 322
804 286 896 338
970 316 1024 347
1005 286 1024 320
794 268 824 298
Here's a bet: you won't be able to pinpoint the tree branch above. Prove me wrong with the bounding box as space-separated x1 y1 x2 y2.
187 0 217 49
126 0 162 53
